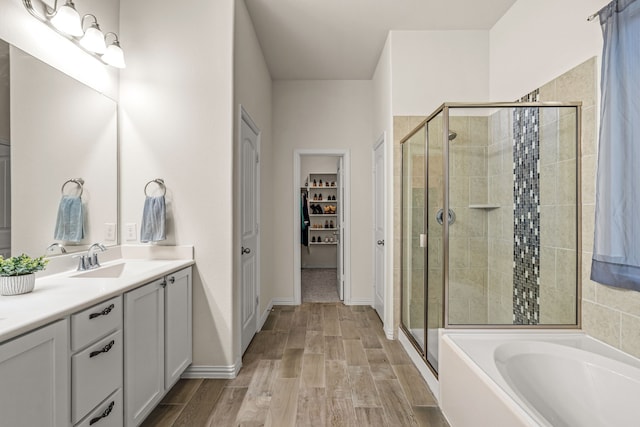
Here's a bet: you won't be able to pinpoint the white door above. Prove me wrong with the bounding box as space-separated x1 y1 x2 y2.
336 157 345 300
373 137 385 319
240 110 260 354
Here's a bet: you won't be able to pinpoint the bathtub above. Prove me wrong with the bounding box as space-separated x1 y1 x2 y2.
440 332 640 427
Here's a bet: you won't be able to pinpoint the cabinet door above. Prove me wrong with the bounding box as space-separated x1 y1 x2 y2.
0 319 69 427
124 279 165 427
164 267 192 389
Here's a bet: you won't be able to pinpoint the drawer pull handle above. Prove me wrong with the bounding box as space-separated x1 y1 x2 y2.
168 276 175 284
89 401 114 425
89 304 115 319
90 340 115 358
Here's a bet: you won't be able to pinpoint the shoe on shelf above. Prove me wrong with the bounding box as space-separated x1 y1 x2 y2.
325 220 329 228
311 236 316 243
319 193 322 200
319 179 323 186
330 220 334 228
313 179 317 187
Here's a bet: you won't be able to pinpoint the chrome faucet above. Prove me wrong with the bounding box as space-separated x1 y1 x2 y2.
87 243 107 269
46 243 67 254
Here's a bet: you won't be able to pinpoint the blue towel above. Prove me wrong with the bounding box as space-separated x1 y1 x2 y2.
54 195 84 242
140 196 166 243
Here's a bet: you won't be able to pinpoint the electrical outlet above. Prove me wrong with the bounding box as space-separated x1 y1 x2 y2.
125 223 137 241
104 223 116 241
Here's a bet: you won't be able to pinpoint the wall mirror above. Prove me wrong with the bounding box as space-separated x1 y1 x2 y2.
0 38 118 257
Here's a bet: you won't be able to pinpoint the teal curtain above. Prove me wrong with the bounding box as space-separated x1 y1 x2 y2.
591 0 640 291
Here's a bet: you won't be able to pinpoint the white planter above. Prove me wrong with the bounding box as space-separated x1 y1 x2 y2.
0 273 36 296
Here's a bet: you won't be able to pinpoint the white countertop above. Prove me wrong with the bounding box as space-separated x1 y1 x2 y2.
0 246 194 343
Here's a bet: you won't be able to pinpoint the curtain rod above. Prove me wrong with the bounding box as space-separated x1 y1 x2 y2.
588 1 613 22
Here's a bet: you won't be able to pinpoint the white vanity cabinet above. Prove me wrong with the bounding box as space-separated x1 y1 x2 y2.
0 319 69 427
124 267 192 427
70 296 123 426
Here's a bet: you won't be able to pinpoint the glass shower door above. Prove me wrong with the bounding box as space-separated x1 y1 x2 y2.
426 113 444 370
401 126 426 354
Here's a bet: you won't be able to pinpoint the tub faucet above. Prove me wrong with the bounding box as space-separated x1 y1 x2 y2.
87 243 107 269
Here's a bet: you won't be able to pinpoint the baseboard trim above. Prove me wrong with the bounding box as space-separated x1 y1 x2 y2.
346 298 373 306
181 358 242 379
384 326 395 340
272 297 296 305
398 328 440 402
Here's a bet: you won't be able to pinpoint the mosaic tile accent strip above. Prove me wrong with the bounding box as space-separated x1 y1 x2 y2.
513 89 540 324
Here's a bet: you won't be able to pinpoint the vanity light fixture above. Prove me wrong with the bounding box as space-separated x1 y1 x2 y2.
79 15 106 54
22 0 125 68
102 33 126 68
48 0 83 37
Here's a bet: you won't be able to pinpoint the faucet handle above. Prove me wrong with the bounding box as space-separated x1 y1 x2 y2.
72 254 88 271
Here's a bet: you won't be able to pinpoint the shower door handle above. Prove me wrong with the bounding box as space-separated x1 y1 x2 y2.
377 240 385 246
436 208 456 225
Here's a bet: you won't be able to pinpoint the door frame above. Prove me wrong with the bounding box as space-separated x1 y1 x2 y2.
372 133 387 329
236 105 261 356
293 149 351 305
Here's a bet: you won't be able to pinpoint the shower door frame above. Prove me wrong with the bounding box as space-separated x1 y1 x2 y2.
399 101 583 375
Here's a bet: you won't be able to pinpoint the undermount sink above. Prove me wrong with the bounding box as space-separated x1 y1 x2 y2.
71 263 127 278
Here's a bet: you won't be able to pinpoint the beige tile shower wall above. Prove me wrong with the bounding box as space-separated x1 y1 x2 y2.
542 57 640 358
487 109 514 323
448 116 489 324
538 105 578 324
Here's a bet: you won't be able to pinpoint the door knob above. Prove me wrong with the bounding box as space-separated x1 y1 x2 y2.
377 240 385 246
241 247 251 255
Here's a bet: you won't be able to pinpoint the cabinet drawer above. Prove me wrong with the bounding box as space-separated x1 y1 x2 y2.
72 330 123 423
72 296 122 352
75 388 122 427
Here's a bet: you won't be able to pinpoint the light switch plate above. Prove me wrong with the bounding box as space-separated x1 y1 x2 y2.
125 223 137 241
104 223 116 241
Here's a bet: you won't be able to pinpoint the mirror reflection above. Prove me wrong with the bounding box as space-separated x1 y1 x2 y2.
0 39 118 257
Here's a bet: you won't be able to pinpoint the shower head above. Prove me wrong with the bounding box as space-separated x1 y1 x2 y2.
448 131 457 141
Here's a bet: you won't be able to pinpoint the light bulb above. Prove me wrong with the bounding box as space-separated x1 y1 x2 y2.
102 41 125 68
80 24 106 54
49 1 83 37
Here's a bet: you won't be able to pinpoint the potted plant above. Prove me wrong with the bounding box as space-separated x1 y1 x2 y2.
0 254 48 296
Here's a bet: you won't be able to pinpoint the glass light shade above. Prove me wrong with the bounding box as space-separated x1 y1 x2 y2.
49 2 83 37
79 25 106 54
102 43 126 68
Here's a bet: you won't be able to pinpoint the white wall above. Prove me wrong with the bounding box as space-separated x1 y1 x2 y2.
489 0 604 101
272 80 374 304
0 0 119 99
0 41 8 142
233 0 273 330
391 31 490 116
119 0 236 369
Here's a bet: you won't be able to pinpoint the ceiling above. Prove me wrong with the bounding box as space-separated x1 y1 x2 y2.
244 0 517 80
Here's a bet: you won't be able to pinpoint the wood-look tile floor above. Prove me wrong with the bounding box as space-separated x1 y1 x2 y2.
143 304 450 427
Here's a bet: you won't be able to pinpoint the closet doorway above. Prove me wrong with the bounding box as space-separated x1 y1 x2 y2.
293 150 350 305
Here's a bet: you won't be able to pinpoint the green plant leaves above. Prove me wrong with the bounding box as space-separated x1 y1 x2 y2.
0 254 48 276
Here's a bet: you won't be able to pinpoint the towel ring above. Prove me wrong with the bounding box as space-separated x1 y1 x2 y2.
144 178 166 197
61 178 84 197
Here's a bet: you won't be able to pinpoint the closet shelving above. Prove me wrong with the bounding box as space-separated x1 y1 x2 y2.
304 173 338 246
